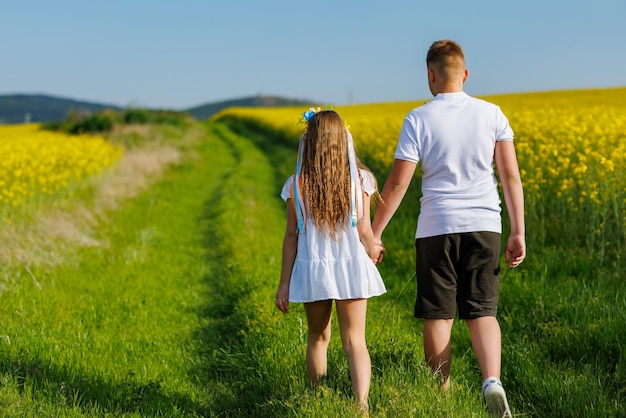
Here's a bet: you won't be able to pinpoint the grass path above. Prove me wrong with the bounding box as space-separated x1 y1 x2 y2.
0 122 282 416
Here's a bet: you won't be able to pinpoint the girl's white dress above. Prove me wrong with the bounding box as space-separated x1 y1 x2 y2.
281 170 387 302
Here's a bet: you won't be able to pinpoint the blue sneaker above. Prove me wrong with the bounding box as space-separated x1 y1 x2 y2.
481 377 512 418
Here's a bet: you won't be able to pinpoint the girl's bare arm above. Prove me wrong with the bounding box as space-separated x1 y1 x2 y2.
276 201 298 313
357 192 380 261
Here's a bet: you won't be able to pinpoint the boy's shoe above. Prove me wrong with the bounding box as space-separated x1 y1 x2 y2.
481 377 512 418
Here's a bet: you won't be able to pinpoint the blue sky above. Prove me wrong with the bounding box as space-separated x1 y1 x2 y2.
2 0 625 110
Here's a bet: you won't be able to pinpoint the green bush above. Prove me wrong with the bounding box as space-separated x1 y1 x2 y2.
122 108 151 124
68 110 117 134
43 108 195 135
152 110 193 127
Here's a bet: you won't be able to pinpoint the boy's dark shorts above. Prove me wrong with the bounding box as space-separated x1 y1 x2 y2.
414 232 501 320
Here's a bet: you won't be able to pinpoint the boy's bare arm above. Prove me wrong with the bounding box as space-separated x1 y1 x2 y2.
494 141 526 267
372 159 417 239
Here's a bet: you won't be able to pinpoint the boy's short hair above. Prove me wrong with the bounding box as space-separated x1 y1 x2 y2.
426 39 465 78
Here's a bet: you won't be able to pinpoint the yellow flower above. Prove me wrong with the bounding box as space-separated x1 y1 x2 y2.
0 124 121 207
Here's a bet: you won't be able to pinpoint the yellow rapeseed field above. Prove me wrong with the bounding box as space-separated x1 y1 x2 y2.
0 124 122 207
213 87 626 254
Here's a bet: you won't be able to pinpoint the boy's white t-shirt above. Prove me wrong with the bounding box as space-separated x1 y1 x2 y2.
394 92 514 239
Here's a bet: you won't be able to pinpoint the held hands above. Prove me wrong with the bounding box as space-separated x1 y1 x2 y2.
375 237 385 264
369 237 386 265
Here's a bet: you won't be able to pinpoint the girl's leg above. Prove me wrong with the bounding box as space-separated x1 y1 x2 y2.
304 300 333 384
335 298 370 410
423 318 454 391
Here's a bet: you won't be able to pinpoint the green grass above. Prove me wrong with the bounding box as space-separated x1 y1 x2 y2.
1 120 624 417
0 123 235 416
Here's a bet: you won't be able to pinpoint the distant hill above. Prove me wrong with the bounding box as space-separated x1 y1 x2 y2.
185 95 315 120
0 94 122 124
0 94 315 124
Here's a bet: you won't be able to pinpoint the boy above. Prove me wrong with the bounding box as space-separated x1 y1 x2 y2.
372 39 525 417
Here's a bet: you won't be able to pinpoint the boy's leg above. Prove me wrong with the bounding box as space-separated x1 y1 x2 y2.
467 317 511 417
423 318 454 391
304 300 333 384
335 298 370 410
457 232 503 381
458 232 510 417
465 316 502 380
415 235 459 391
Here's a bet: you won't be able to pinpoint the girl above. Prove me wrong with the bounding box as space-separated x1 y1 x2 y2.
275 109 386 413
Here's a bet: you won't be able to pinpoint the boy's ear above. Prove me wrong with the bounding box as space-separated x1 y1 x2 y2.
427 67 436 83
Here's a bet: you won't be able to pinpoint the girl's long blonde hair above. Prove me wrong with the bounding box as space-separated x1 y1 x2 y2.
299 110 375 237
